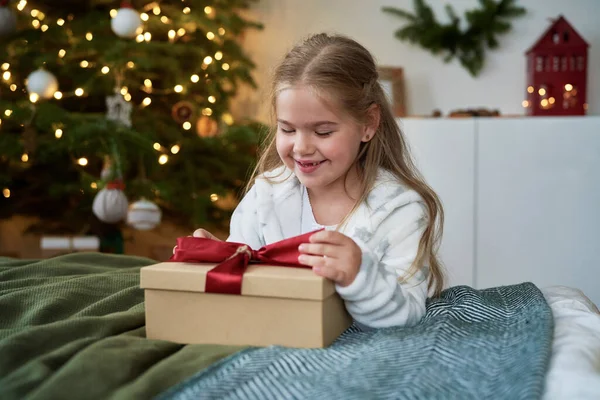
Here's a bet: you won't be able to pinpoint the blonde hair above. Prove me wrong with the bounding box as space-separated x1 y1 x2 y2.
246 33 445 296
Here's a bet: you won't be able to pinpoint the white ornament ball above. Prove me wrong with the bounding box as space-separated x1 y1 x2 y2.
0 6 17 37
26 69 59 100
111 7 142 39
127 198 162 230
93 186 129 224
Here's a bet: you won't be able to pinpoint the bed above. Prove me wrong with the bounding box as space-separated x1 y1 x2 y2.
1 253 599 399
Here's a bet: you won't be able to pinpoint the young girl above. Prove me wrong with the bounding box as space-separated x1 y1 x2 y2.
194 33 445 329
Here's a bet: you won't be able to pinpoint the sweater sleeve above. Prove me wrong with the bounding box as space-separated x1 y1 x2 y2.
335 201 430 329
226 184 265 249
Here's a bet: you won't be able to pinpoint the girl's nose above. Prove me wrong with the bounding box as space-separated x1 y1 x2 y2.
293 132 315 155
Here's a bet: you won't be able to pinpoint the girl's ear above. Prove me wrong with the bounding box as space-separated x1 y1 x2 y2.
361 103 380 142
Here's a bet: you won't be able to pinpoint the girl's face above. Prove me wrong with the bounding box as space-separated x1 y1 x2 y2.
275 85 374 193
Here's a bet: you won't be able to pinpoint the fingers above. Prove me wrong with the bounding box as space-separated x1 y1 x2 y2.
298 243 336 258
298 253 345 284
309 230 347 245
192 229 221 241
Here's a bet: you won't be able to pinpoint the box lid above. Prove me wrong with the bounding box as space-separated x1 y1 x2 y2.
140 262 337 301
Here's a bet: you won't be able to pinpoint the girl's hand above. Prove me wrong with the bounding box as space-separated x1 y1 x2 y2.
173 229 221 254
298 230 362 287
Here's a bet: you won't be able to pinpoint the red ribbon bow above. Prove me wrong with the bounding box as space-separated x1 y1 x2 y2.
169 230 321 295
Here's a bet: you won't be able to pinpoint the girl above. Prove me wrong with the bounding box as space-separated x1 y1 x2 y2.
194 33 445 329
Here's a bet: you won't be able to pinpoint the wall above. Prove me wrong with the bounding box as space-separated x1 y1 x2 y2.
233 0 598 121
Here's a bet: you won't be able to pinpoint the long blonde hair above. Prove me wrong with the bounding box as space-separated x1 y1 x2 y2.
246 33 445 296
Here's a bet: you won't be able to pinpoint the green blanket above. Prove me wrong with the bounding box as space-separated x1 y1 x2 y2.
0 253 245 400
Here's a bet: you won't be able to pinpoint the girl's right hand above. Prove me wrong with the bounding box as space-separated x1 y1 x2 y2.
192 228 222 241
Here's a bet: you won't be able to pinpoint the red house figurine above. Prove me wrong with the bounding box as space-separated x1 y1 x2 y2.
525 16 589 116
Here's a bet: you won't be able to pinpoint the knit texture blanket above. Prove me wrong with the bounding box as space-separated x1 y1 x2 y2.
159 282 554 400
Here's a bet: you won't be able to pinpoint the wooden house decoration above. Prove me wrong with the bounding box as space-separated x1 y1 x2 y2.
525 16 589 116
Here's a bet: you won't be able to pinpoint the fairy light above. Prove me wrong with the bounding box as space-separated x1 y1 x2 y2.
120 87 128 95
144 32 152 41
58 49 66 58
75 88 84 96
37 11 46 20
190 74 199 83
136 34 144 43
77 157 88 166
127 61 135 68
161 16 168 23
206 32 215 40
21 153 29 162
174 85 183 93
101 66 110 74
5 110 13 117
222 63 230 71
110 9 117 17
57 18 65 26
527 86 534 94
86 32 93 41
204 6 213 14
30 9 39 17
29 93 39 103
202 107 213 116
171 145 180 154
222 113 234 125
168 30 176 40
541 99 549 107
177 28 186 36
522 100 529 108
565 83 573 91
32 20 40 29
17 1 27 11
153 142 161 150
2 71 10 80
549 97 556 105
41 25 49 32
80 60 89 68
208 96 216 103
210 194 219 202
144 79 152 88
55 128 63 138
1 63 9 70
153 6 161 15
2 188 9 198
218 27 226 36
538 88 546 96
203 56 213 65
124 93 132 102
91 182 97 189
215 51 223 60
140 13 149 21
54 91 63 99
10 84 17 91
182 121 191 130
142 97 151 106
158 154 169 164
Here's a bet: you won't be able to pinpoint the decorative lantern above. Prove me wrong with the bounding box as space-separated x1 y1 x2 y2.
524 15 589 116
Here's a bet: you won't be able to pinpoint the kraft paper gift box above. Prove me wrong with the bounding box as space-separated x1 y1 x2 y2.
140 231 353 349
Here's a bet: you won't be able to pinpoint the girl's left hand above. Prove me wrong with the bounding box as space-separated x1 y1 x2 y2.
298 230 362 287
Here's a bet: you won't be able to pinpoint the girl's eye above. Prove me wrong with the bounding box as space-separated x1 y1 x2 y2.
315 131 333 137
280 127 295 133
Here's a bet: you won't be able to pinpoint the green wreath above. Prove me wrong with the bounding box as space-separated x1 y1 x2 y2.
383 0 526 77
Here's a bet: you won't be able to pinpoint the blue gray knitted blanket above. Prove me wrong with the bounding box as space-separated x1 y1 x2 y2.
159 282 553 400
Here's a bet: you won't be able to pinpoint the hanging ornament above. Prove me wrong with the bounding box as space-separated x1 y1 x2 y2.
92 179 129 223
100 155 114 181
111 2 142 39
0 0 16 38
196 116 219 138
26 69 59 100
171 101 195 123
126 198 162 230
106 88 133 127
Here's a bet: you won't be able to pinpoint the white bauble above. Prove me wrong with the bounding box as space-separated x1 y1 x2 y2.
127 198 162 230
92 186 129 223
111 7 142 39
26 69 59 100
0 5 17 37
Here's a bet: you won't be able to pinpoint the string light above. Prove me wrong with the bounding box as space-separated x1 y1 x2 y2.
5 110 13 117
222 63 230 71
2 71 10 80
57 18 65 26
1 63 9 70
37 11 46 20
32 20 40 29
177 28 186 36
144 32 152 41
80 60 89 68
153 6 161 15
183 7 191 14
565 83 573 91
3 188 10 198
215 51 223 60
41 25 49 32
101 66 110 74
202 108 213 116
75 88 84 96
210 194 219 202
171 145 180 154
120 87 128 95
158 154 169 164
203 56 213 65
10 84 17 91
168 30 176 40
527 86 534 94
206 32 215 40
29 93 39 103
30 9 39 17
58 49 66 58
124 93 132 102
190 74 199 83
208 96 216 103
174 85 183 93
161 16 168 24
86 32 93 41
204 6 213 14
127 61 135 68
144 79 152 88
142 97 151 106
522 100 529 108
153 142 161 150
183 121 191 130
54 91 63 99
136 34 144 43
91 182 98 189
17 1 27 12
110 9 117 18
218 27 226 36
140 13 149 21
21 153 29 162
222 113 234 125
77 157 88 166
549 97 556 105
538 88 546 96
55 128 63 138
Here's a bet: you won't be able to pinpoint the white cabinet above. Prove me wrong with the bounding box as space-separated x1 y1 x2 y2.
401 116 600 306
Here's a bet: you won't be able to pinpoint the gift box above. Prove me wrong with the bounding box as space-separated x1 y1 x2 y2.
140 231 352 348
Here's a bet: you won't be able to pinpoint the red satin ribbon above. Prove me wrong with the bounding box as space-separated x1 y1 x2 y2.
169 230 321 295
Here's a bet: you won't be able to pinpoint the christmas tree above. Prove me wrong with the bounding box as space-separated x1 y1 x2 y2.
0 0 264 241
